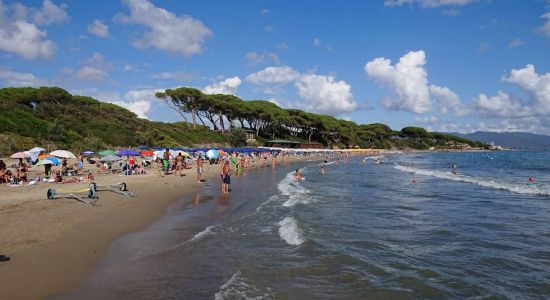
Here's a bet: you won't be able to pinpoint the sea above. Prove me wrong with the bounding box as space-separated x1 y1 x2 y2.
56 151 550 299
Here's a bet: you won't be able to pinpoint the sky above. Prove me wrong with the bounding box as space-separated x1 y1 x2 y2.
1 0 550 134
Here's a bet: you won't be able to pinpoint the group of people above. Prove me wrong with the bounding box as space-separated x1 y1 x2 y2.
0 159 28 185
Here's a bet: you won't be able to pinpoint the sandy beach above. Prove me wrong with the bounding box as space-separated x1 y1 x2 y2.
0 160 224 300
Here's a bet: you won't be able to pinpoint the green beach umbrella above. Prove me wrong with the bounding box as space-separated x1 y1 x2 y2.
99 150 116 156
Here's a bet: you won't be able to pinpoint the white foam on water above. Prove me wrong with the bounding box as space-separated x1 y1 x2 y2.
278 216 305 245
278 172 314 207
214 271 273 300
395 164 550 196
189 225 217 243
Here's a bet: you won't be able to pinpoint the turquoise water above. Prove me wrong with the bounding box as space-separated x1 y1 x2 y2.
59 152 550 299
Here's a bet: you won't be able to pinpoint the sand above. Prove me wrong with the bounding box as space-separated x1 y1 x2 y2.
0 160 222 300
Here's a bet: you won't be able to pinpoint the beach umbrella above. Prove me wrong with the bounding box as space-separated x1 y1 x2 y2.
44 157 59 166
98 150 116 156
29 147 45 152
217 149 225 155
36 159 54 166
100 155 122 162
28 147 45 162
141 150 154 156
50 150 77 159
81 150 95 156
117 149 140 156
206 149 219 159
194 150 205 156
10 152 29 159
38 154 52 160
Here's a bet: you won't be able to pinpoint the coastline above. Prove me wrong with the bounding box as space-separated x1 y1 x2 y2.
0 165 222 300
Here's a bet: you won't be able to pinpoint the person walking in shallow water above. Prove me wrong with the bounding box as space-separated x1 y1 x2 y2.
221 160 231 194
196 155 204 183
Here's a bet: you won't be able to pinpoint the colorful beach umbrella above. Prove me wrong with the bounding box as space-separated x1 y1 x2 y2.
36 159 53 166
117 149 140 156
217 149 225 155
206 149 219 159
38 154 52 160
141 150 154 156
98 150 116 157
50 150 77 159
44 157 59 166
10 152 29 159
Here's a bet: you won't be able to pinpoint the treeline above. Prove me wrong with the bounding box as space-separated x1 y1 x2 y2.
155 87 487 149
0 87 225 155
0 87 486 155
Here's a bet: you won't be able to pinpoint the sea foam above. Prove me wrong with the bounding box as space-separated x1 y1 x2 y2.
278 172 314 207
278 217 305 245
395 164 550 196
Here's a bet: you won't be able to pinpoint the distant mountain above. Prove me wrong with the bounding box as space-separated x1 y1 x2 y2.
449 131 550 149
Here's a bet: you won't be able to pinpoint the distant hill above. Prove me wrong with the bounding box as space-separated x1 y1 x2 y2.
450 131 550 149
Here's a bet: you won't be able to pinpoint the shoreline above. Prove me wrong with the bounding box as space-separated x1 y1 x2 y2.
0 165 223 300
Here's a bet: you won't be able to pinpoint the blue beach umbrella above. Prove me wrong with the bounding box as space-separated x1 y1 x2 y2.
44 157 59 166
81 150 95 156
117 149 141 156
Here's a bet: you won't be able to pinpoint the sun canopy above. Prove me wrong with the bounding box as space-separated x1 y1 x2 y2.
50 150 77 159
117 149 141 156
98 150 116 156
10 152 29 159
100 155 122 162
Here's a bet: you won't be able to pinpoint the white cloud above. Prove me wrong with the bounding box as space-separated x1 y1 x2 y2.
313 37 333 52
87 19 110 38
246 66 300 85
415 115 438 124
429 84 467 115
294 74 357 114
152 71 192 81
245 51 280 66
203 76 241 95
383 0 475 8
540 12 550 38
32 0 69 25
478 42 490 52
474 91 532 118
505 64 550 114
73 88 159 119
260 8 270 15
0 1 63 60
365 50 432 113
114 0 212 57
75 52 108 81
0 69 49 87
508 38 524 48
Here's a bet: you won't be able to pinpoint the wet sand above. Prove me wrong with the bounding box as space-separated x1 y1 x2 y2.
0 164 221 300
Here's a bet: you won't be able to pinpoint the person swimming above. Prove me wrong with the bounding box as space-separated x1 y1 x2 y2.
320 166 326 175
451 162 457 175
295 169 303 180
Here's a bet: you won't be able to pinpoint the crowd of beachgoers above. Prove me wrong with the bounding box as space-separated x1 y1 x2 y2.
0 147 380 190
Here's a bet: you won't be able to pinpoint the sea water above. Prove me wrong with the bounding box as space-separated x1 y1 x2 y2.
57 151 550 299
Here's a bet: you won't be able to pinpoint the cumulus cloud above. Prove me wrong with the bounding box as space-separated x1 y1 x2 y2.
75 52 109 81
114 0 212 57
32 0 69 25
245 51 280 66
383 0 475 8
365 50 431 113
505 64 550 114
0 1 68 59
203 76 241 95
541 12 550 38
0 69 49 87
73 88 159 119
87 19 110 38
474 91 532 118
365 50 463 115
294 74 357 114
246 66 300 85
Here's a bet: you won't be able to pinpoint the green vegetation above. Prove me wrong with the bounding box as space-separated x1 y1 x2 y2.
228 128 247 147
0 87 487 156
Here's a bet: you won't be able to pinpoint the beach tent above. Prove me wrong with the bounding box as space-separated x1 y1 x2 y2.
117 149 140 156
10 152 29 159
50 150 77 159
99 150 116 157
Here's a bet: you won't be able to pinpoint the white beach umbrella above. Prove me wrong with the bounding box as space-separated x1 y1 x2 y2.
50 150 77 159
10 151 30 159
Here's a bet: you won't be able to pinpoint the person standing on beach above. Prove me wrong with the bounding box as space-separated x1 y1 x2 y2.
163 148 172 175
221 160 231 194
196 155 204 183
175 153 184 176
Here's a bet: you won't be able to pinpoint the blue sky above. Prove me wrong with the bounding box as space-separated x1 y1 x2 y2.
1 0 550 134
